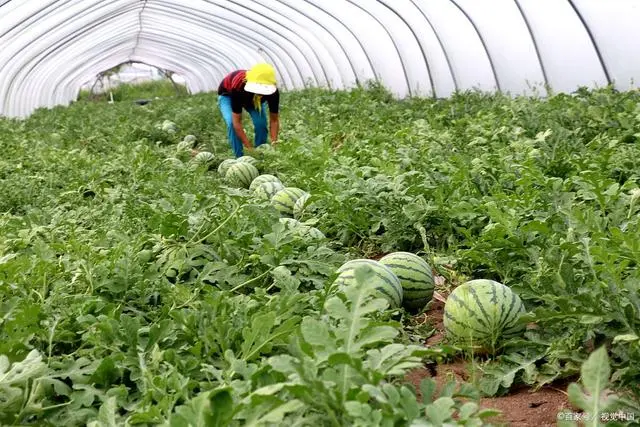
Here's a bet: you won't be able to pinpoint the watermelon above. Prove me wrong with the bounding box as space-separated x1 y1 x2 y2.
379 252 434 312
162 120 177 133
278 218 325 240
164 157 184 168
193 151 214 164
254 181 285 200
183 134 197 144
176 140 193 151
271 188 308 216
249 174 281 191
218 158 237 175
256 143 274 152
237 155 259 167
305 226 325 240
443 279 526 353
333 259 403 308
225 162 259 188
292 192 318 220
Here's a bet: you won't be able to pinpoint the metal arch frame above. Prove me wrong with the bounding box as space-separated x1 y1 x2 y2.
135 1 305 89
199 0 313 87
3 1 323 115
376 0 436 97
513 0 549 88
2 0 640 118
224 0 330 88
407 0 459 94
270 0 358 87
282 0 376 85
3 3 142 115
151 0 315 89
1 1 311 114
1 1 136 98
343 0 412 96
1 1 67 38
136 5 294 90
449 0 501 92
57 46 205 104
12 13 246 114
61 43 218 101
566 0 612 85
0 0 382 117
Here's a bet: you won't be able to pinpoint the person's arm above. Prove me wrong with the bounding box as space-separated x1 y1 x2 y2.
231 112 253 151
269 112 279 144
268 90 280 145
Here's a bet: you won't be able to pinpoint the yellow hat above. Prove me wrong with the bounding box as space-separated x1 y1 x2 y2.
245 63 277 95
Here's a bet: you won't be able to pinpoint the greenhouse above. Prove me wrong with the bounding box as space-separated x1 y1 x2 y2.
0 1 639 426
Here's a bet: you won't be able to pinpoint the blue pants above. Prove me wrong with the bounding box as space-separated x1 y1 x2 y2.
218 95 268 157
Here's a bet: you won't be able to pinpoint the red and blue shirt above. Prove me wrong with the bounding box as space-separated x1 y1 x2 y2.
218 70 280 114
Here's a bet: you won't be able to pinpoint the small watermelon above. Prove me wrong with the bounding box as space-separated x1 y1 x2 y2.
225 162 260 188
332 259 403 309
271 188 308 216
278 218 325 240
218 158 237 175
193 151 214 164
443 279 526 353
379 252 434 312
305 226 325 240
254 181 285 200
293 193 319 220
176 140 193 151
256 143 274 151
249 174 281 191
164 157 184 168
162 120 177 133
183 134 197 144
237 155 259 168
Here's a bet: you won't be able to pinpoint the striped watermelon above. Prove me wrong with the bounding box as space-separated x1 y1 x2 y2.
249 174 281 191
271 187 308 216
183 135 197 144
254 181 285 200
305 226 325 240
379 252 434 312
256 143 274 152
164 157 184 168
193 151 214 164
218 158 237 175
292 193 320 220
278 218 325 240
177 140 193 151
333 259 403 309
237 155 259 168
225 162 259 188
443 279 526 353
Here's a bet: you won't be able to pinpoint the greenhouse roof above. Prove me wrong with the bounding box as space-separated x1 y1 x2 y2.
1 0 639 117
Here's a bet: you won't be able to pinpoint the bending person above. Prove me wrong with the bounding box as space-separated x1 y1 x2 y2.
217 63 280 157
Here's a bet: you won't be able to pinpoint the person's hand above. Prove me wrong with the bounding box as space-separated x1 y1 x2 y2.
271 140 278 147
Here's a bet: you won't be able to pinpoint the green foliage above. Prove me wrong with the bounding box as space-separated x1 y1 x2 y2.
558 347 640 427
1 84 639 424
77 79 189 102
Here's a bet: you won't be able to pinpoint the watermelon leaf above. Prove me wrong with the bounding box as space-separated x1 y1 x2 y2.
566 347 622 427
